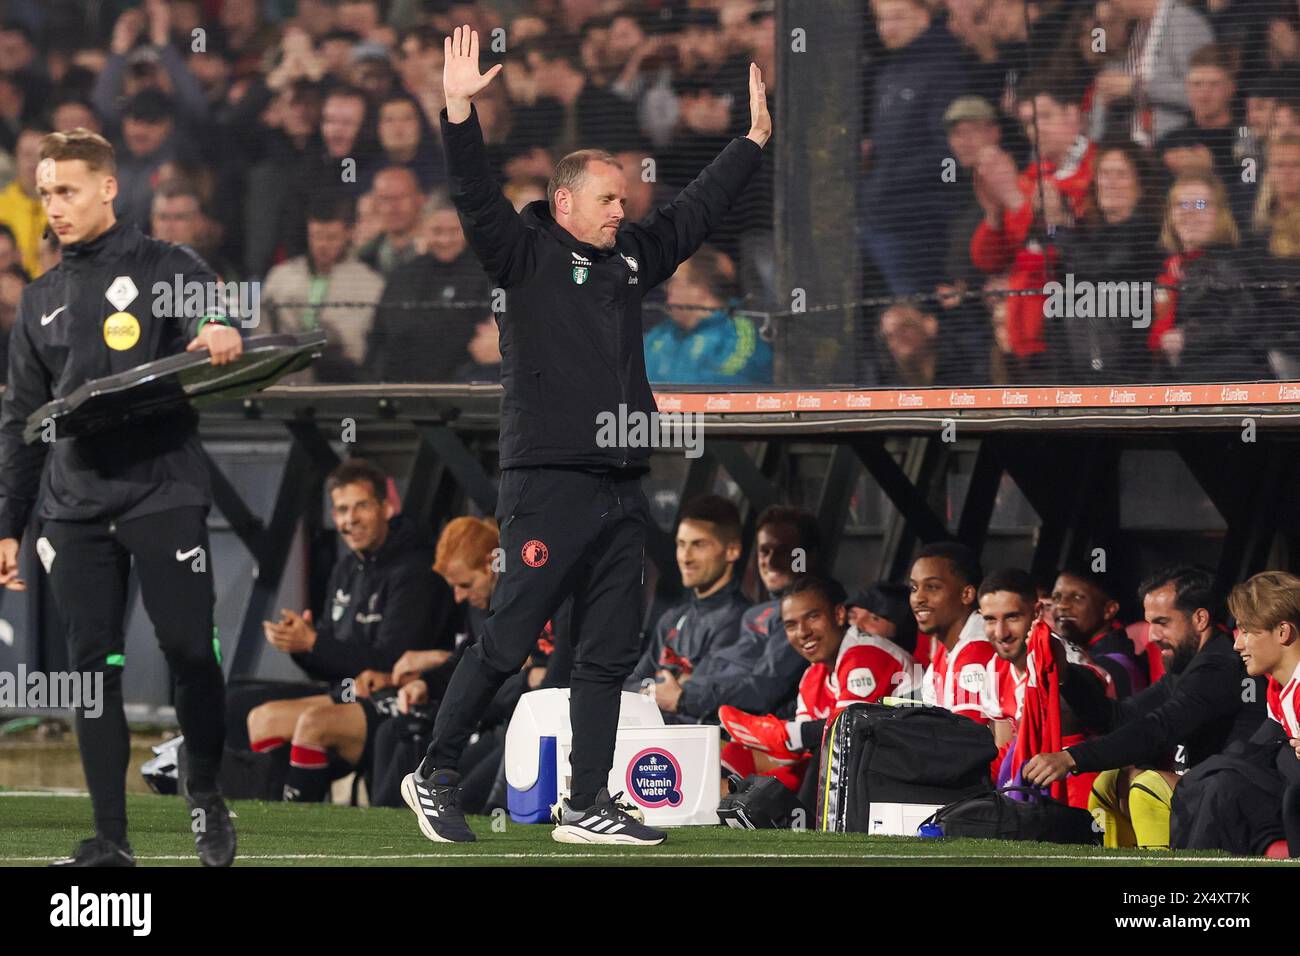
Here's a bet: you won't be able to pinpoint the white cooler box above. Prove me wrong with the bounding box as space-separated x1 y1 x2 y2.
505 688 720 826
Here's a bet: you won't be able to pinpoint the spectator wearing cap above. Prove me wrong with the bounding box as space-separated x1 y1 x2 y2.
940 96 1002 289
644 245 772 385
113 89 186 231
847 583 920 662
933 95 1001 385
0 125 48 277
92 4 211 134
351 42 399 105
861 0 968 298
264 195 385 383
364 192 494 383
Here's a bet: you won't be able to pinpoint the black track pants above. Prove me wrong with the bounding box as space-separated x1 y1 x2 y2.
423 468 647 807
42 506 225 843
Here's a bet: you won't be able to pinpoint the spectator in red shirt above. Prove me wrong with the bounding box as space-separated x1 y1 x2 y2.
970 77 1096 381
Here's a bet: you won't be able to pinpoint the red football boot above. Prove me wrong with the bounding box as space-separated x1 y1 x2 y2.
717 705 801 765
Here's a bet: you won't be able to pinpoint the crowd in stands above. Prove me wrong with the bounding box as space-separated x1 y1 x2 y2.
869 0 1300 386
231 454 1300 857
5 0 1293 388
0 0 777 388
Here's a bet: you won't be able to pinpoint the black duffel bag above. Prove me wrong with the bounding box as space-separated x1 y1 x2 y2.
815 702 998 833
925 786 1103 844
717 774 807 830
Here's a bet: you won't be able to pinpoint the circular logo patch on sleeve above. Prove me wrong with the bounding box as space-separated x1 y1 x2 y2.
103 312 141 350
521 539 549 567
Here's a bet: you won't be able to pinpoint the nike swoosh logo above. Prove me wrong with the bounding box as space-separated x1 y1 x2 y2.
40 305 67 326
175 546 203 561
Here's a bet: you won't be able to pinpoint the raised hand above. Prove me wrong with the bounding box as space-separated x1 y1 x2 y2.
745 62 771 148
444 24 503 123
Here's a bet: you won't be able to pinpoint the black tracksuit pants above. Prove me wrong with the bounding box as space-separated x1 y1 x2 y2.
422 467 647 807
42 506 225 844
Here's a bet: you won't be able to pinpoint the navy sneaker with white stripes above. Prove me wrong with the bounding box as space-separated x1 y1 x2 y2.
402 766 476 843
552 788 667 845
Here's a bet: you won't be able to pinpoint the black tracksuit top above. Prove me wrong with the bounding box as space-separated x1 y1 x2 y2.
292 514 454 686
1064 631 1268 774
441 104 764 472
0 221 234 537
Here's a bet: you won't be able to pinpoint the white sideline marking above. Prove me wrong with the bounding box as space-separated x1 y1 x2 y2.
0 790 88 798
0 852 1289 864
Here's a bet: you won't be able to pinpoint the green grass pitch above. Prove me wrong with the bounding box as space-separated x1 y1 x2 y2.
0 790 1290 866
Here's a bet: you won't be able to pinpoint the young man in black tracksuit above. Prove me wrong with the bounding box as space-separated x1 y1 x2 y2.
242 458 455 802
628 496 752 721
0 130 245 867
657 506 824 724
402 26 771 846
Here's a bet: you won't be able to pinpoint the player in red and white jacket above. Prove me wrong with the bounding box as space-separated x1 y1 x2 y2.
719 576 915 787
1230 572 1300 750
978 567 1114 808
910 542 995 724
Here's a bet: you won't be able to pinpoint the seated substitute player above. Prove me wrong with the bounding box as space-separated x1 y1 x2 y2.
245 458 454 801
848 583 918 660
373 516 572 812
1235 573 1300 756
1025 566 1267 848
1166 571 1300 855
1051 565 1151 698
629 495 752 703
911 542 995 724
718 575 916 791
978 568 1113 808
651 505 823 724
0 129 244 867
